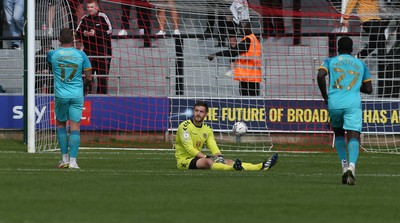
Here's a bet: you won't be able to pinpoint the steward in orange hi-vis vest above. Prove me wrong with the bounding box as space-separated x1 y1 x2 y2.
234 33 262 83
207 21 262 96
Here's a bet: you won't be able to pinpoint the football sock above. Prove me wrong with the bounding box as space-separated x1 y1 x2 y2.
70 157 77 166
62 154 70 164
348 138 359 166
335 136 347 162
56 127 68 155
242 162 262 171
69 130 80 158
211 163 234 171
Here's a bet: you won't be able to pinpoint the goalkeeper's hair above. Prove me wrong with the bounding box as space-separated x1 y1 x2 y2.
59 28 74 44
194 101 209 112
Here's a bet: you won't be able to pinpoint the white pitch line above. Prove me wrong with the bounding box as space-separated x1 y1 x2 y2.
0 168 399 178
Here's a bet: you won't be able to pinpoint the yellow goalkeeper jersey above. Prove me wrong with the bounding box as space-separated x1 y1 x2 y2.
175 119 221 161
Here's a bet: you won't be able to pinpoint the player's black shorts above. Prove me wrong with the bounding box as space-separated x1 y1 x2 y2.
189 157 200 169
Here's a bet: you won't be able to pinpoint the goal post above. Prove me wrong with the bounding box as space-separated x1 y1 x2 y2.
27 0 36 153
28 0 400 153
28 0 76 153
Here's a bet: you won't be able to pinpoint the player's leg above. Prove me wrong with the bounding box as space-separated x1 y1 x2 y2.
177 157 233 170
226 157 263 170
225 154 278 171
240 162 262 170
333 126 347 164
55 97 70 168
342 107 362 185
67 97 84 169
329 109 349 183
333 126 349 184
260 153 279 170
345 130 359 185
203 157 236 170
239 153 278 171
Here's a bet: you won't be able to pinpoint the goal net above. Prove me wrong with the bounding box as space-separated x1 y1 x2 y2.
31 0 400 153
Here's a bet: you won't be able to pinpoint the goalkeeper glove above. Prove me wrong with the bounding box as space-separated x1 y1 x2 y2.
207 155 225 164
205 155 225 163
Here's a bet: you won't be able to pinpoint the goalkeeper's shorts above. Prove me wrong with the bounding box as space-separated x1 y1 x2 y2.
177 157 198 170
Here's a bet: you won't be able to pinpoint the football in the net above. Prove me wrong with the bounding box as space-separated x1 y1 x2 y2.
232 122 248 135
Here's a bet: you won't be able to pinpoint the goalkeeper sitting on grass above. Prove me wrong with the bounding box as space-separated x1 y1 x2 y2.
175 101 278 171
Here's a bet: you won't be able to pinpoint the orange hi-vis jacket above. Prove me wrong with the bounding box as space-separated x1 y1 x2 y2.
234 33 262 83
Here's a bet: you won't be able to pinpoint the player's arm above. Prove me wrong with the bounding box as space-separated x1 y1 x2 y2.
205 130 222 156
81 51 93 96
361 62 373 94
204 128 225 163
317 67 329 104
46 50 53 71
83 69 93 96
360 80 372 94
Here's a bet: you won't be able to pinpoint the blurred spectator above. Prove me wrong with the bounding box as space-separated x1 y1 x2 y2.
0 1 3 49
259 0 285 37
45 0 68 37
118 0 153 47
203 2 241 47
208 21 262 96
3 0 24 49
330 0 349 33
342 0 388 58
36 37 54 93
156 0 180 35
201 1 228 46
69 0 85 29
228 0 250 47
0 84 6 93
42 1 83 36
76 0 112 94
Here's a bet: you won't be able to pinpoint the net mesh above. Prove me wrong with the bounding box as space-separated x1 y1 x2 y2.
32 0 400 153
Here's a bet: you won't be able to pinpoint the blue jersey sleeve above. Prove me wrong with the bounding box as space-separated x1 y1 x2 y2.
47 50 54 67
319 57 331 73
362 62 372 81
79 50 92 71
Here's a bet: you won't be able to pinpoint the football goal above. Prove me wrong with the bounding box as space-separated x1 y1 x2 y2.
27 0 400 153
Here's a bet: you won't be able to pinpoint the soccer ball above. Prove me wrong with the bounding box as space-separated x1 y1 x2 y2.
232 122 248 135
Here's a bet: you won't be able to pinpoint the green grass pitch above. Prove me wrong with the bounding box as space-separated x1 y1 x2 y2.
0 139 399 223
